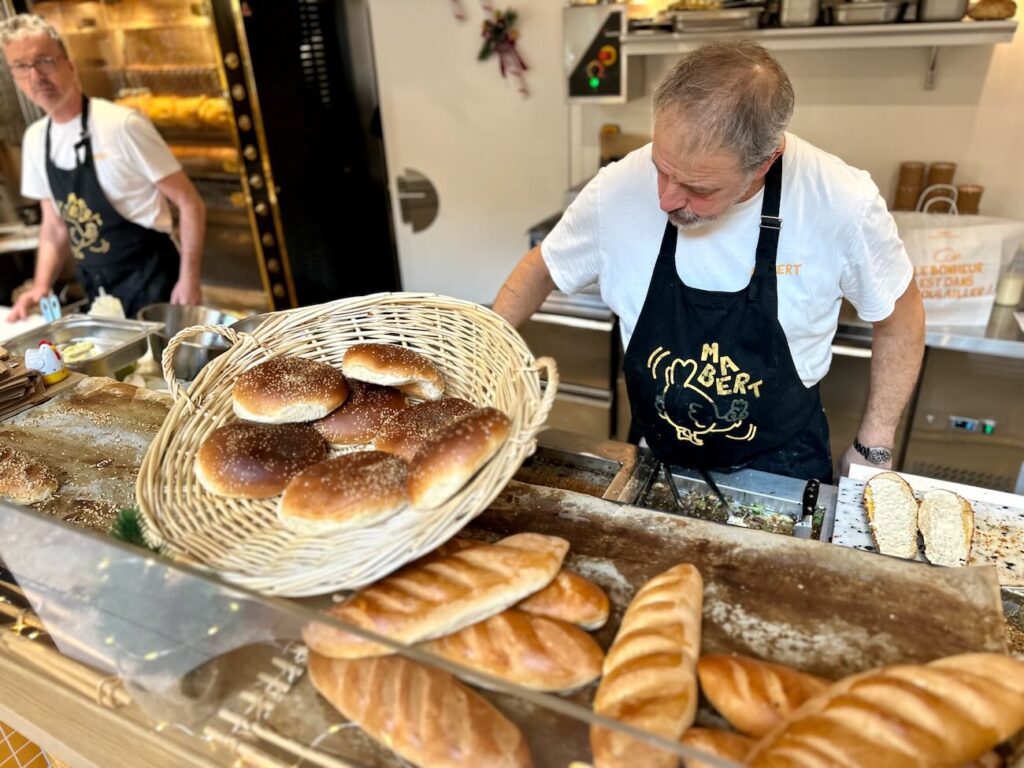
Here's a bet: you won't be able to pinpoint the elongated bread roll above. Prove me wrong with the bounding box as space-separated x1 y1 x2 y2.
590 563 704 768
303 533 569 659
517 570 611 631
680 728 754 768
414 539 610 630
748 653 1024 768
864 471 919 559
307 652 532 768
421 608 603 692
696 654 829 738
918 488 974 567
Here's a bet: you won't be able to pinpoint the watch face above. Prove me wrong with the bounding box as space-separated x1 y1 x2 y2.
868 447 892 464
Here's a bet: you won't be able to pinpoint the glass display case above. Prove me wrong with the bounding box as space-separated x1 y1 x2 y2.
0 500 699 768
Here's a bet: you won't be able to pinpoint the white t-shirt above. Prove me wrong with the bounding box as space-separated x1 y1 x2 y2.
541 133 913 387
21 97 181 233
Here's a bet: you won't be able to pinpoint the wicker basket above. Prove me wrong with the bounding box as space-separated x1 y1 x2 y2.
136 293 557 597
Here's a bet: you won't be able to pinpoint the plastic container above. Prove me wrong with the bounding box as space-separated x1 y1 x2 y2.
995 249 1024 307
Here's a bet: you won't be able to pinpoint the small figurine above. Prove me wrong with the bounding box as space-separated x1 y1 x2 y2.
25 340 68 385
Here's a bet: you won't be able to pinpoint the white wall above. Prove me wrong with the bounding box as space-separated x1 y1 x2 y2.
576 9 1024 220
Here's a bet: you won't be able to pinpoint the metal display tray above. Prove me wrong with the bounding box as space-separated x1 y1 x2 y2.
825 0 909 23
3 314 164 377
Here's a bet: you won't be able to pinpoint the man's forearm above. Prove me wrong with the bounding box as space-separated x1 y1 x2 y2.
492 246 556 329
859 282 925 446
176 198 206 283
32 234 67 295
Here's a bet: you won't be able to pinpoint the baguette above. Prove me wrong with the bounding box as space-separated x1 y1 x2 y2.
680 728 754 768
918 488 974 567
420 608 604 692
864 471 919 560
696 654 829 738
303 533 569 659
590 563 704 768
748 652 1024 768
307 652 532 768
517 570 611 630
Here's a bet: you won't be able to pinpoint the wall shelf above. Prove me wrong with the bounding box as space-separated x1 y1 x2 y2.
622 20 1017 55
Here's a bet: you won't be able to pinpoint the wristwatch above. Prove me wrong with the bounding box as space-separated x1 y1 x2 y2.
853 438 892 465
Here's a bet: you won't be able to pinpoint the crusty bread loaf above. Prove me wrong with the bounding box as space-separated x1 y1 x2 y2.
517 570 611 630
303 533 569 659
342 343 445 401
311 381 408 446
232 357 350 423
408 407 510 509
591 563 704 768
680 728 754 768
194 422 327 499
864 471 919 560
0 443 58 504
374 397 477 461
748 652 1024 768
918 488 974 567
421 608 603 692
968 0 1016 19
307 652 532 768
696 654 829 738
278 451 408 533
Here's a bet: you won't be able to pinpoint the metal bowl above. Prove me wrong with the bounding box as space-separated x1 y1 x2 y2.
229 312 273 335
137 303 238 381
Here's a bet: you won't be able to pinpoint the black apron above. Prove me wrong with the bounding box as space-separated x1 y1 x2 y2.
623 157 833 483
45 96 179 319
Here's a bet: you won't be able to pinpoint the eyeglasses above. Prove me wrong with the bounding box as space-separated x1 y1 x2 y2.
10 56 64 80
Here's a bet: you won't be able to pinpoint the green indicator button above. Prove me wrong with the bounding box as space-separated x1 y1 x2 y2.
589 77 600 89
983 422 995 435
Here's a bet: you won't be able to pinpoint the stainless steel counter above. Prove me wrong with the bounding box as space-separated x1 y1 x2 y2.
0 224 39 255
838 300 1024 360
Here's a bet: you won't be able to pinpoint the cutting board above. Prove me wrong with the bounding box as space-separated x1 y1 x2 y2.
833 468 1024 587
0 377 170 533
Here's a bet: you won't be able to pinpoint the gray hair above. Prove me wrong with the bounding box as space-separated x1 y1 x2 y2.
653 41 794 173
0 14 67 57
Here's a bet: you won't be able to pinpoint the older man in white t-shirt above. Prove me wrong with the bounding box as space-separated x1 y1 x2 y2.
493 42 924 481
2 14 206 321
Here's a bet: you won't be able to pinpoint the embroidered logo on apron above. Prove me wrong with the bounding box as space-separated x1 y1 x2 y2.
56 191 111 261
646 341 762 447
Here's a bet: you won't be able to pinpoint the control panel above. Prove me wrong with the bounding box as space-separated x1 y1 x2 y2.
949 415 997 435
564 5 642 104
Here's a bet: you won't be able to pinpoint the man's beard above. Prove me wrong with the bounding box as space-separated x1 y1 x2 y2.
667 208 718 230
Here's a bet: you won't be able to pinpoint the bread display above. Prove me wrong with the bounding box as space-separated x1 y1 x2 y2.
968 0 1016 18
278 451 408 533
421 608 604 692
918 488 974 567
864 471 919 559
680 728 754 768
307 652 533 768
696 654 829 738
194 422 327 499
591 563 704 768
311 381 408 446
116 93 233 130
374 397 476 461
232 357 350 423
748 653 1024 767
517 570 611 631
342 343 445 401
408 407 510 509
303 533 569 659
0 443 59 504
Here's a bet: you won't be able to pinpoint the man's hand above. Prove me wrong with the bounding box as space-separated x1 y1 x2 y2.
839 443 892 478
6 287 47 322
169 276 201 306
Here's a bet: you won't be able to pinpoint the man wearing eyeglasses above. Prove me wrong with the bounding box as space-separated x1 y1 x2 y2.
1 14 206 321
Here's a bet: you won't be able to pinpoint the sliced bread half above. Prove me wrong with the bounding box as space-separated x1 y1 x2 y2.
918 488 975 567
863 471 919 559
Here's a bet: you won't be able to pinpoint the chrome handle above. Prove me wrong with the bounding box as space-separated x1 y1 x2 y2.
831 343 872 359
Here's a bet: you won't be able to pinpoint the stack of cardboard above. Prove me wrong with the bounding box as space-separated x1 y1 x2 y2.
0 358 44 421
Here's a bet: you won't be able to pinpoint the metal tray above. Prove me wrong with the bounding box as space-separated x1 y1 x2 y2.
826 0 907 23
670 7 763 31
3 314 164 377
